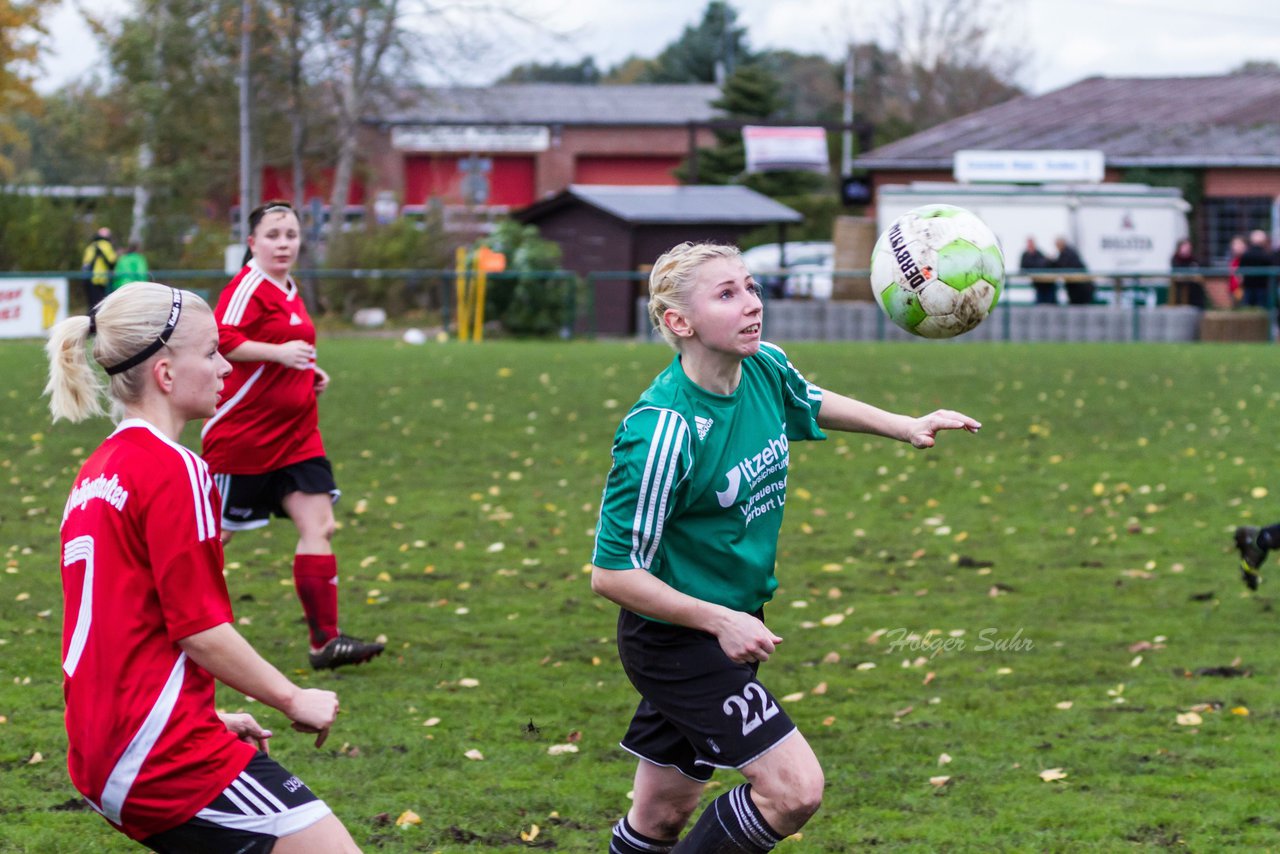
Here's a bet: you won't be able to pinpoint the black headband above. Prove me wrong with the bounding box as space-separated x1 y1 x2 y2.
103 289 183 376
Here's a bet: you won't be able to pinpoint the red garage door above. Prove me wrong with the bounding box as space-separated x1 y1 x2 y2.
404 155 536 207
575 156 682 185
259 166 364 205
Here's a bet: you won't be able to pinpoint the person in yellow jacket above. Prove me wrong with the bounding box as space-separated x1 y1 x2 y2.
80 227 117 311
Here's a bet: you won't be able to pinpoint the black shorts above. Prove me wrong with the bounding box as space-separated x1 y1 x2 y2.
616 608 796 782
140 752 331 853
215 457 340 532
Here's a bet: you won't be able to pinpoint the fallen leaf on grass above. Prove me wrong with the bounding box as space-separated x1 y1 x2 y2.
547 743 579 755
938 753 952 766
1231 707 1250 716
27 751 42 764
520 824 540 842
1055 701 1073 710
929 775 951 787
1038 768 1068 782
464 749 485 761
1175 712 1202 726
395 810 421 827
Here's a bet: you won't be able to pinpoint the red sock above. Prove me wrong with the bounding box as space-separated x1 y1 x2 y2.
293 554 339 649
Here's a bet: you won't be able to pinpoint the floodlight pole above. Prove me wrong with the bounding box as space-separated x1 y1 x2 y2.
238 0 252 241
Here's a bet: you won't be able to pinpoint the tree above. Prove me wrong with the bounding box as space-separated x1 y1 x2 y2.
312 0 409 248
498 57 600 84
880 0 1026 133
641 0 751 84
0 0 56 179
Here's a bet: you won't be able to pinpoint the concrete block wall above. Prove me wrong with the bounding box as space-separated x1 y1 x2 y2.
634 299 1204 343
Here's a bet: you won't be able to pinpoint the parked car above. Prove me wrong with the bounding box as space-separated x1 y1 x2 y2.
740 241 835 299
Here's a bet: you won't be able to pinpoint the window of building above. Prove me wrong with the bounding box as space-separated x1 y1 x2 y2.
1203 196 1274 262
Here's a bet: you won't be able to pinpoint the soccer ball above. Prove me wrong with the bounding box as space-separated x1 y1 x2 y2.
869 204 1004 338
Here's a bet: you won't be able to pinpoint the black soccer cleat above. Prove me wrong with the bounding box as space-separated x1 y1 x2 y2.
1235 526 1266 591
309 633 385 670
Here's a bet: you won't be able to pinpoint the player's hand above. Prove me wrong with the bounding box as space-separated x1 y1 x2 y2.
906 409 981 449
284 687 339 748
275 340 316 370
218 712 273 753
714 609 783 664
313 366 330 395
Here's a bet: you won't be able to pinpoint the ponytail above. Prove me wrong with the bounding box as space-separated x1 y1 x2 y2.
44 315 105 423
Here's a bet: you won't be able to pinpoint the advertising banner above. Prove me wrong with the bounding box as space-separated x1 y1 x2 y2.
743 126 829 174
0 278 68 339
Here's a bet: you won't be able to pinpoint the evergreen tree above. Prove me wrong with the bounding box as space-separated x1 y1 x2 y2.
641 1 750 83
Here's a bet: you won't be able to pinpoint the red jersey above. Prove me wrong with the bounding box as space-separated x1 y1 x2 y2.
201 260 325 474
60 419 255 840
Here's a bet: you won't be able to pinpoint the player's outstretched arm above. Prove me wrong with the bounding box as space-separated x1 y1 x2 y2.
591 565 782 663
179 623 339 742
817 389 980 448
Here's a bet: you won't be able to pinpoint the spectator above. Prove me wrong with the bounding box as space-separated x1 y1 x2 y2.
1170 239 1204 308
1238 229 1274 308
80 227 117 311
1019 237 1055 304
111 242 150 293
1053 237 1093 305
1228 234 1247 305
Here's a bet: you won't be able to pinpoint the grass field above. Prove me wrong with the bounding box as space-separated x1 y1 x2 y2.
3 336 1280 852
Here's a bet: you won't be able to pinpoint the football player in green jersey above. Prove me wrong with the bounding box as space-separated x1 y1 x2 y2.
591 242 981 854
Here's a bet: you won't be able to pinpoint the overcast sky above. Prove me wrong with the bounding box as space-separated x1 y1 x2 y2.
37 0 1280 96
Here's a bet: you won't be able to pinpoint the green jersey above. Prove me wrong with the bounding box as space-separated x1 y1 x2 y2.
111 252 150 293
593 342 825 615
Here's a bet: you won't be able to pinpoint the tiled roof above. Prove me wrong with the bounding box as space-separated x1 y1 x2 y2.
855 73 1280 169
517 185 803 225
374 84 721 127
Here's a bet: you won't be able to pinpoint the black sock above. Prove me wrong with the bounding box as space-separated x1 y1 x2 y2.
672 784 783 853
610 815 677 854
1258 525 1280 550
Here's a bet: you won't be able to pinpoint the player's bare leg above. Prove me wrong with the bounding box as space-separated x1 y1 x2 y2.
671 732 823 852
272 813 361 853
612 759 702 852
740 731 824 835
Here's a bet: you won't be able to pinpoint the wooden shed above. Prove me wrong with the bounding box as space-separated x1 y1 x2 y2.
513 184 803 335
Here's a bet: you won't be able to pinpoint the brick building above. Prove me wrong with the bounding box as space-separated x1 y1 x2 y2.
356 84 720 217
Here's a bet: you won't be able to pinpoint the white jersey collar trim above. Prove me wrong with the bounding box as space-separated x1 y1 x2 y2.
247 258 298 299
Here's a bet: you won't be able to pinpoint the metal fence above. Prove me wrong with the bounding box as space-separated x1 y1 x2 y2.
7 266 1280 342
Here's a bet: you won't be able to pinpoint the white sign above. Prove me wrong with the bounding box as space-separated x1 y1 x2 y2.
0 278 68 338
954 150 1105 184
391 125 550 153
743 126 829 174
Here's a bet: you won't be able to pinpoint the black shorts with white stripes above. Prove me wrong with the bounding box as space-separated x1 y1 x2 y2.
216 456 339 532
140 752 331 854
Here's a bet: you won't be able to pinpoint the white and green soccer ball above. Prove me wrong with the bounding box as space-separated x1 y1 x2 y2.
870 204 1004 339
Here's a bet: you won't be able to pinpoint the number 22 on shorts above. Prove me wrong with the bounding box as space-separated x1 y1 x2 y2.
722 682 780 736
